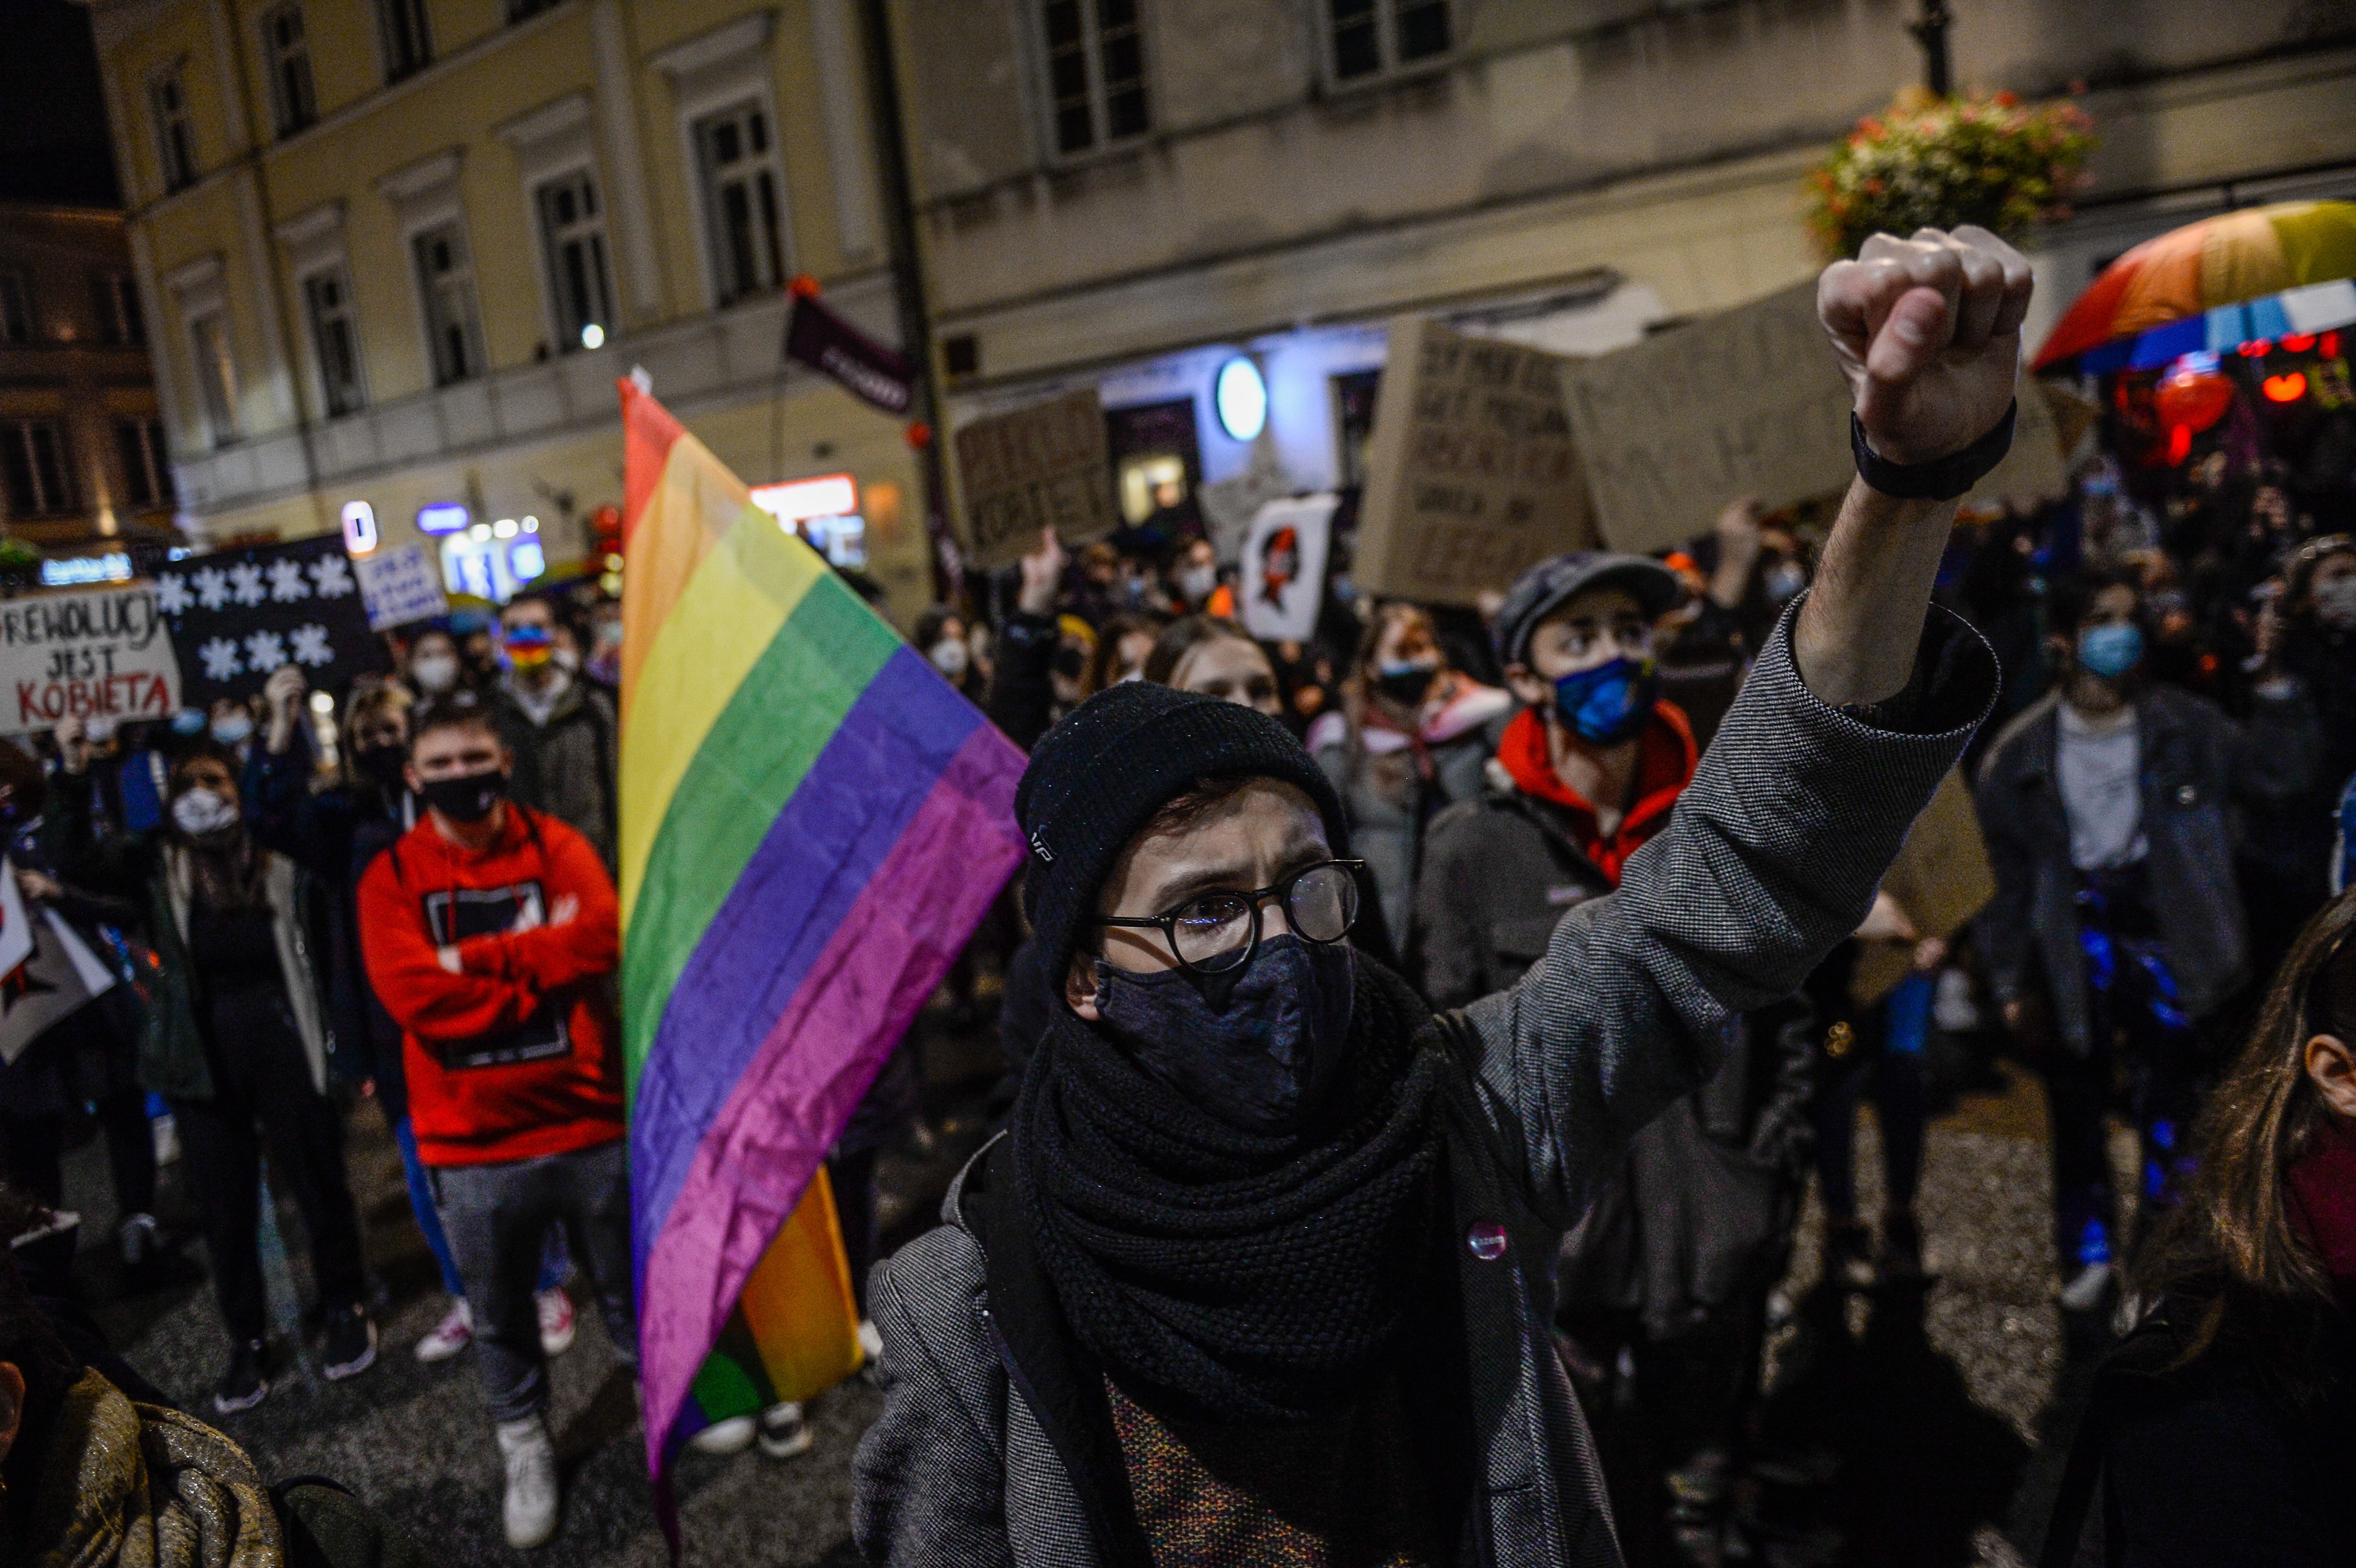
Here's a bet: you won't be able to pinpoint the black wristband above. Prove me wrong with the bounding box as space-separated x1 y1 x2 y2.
1851 399 2017 502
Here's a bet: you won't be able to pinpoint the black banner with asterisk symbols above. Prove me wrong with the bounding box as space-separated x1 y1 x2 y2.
151 535 386 709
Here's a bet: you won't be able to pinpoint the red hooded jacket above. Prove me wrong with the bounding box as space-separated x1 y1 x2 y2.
358 803 624 1167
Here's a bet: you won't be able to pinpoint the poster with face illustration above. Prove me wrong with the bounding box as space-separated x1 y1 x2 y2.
1238 494 1336 644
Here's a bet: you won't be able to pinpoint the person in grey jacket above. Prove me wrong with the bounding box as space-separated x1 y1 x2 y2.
852 227 2024 1567
1975 570 2318 1311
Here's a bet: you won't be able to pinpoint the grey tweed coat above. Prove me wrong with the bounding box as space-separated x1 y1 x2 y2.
853 605 1997 1567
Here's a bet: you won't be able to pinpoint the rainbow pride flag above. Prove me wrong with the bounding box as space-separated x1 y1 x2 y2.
616 379 1026 1487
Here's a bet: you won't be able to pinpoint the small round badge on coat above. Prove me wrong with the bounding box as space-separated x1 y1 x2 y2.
1466 1221 1509 1261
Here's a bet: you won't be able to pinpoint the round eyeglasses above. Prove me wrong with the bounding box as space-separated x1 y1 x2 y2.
1091 858 1365 975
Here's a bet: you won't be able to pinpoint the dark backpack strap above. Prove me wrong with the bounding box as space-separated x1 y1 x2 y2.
2039 1363 2123 1568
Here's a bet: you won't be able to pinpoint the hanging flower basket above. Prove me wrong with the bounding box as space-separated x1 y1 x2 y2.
1806 87 2096 262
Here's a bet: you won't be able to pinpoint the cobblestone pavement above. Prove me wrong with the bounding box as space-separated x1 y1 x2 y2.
53 1026 2126 1567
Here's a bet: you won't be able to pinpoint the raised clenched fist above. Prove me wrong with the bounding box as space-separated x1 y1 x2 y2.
1817 225 2033 468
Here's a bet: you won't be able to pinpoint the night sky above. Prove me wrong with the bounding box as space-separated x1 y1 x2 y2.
0 0 122 208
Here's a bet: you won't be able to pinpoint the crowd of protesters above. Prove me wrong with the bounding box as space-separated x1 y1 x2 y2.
0 230 2349 1568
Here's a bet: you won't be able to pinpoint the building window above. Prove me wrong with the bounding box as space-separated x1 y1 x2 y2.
536 171 614 352
412 221 486 385
507 0 562 22
0 422 76 518
92 272 144 345
303 269 366 416
0 272 31 344
190 313 241 445
115 419 172 509
261 4 318 138
150 66 199 192
695 102 785 305
377 0 432 82
1329 0 1450 82
1041 0 1148 156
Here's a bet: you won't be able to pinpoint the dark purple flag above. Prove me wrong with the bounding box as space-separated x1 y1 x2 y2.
785 294 914 416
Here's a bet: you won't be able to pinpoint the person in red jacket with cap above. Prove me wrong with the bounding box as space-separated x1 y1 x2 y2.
359 691 630 1551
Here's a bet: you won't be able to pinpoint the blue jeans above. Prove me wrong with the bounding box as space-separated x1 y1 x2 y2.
393 1116 569 1300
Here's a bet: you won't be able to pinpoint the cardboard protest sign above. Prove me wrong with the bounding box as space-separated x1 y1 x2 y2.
1560 282 1855 555
0 586 180 733
951 390 1119 571
1353 317 1594 606
0 860 115 1065
1238 494 1337 644
151 535 384 706
354 544 451 631
1963 372 2071 509
1850 770 1996 1006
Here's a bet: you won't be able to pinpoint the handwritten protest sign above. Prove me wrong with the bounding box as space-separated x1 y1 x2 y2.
1560 282 1854 554
0 586 180 732
151 535 384 706
951 390 1119 571
1239 495 1337 644
1354 317 1594 606
354 544 451 631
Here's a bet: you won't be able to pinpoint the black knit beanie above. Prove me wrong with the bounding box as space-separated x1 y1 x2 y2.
1015 682 1348 979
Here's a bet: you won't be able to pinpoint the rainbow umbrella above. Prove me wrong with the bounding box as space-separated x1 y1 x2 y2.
2033 199 2356 374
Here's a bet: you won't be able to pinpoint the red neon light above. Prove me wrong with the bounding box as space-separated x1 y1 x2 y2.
2325 332 2342 359
2281 333 2317 352
2237 340 2273 357
2261 372 2308 403
2165 424 2192 463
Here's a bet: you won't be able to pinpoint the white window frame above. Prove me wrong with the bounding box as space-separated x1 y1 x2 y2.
114 418 172 510
1029 0 1151 161
692 99 790 306
0 421 76 519
496 92 618 355
374 0 434 83
277 201 368 418
302 269 367 416
651 14 796 313
1321 0 1453 88
412 221 486 386
535 170 615 353
377 150 488 388
164 253 239 447
93 270 143 346
259 2 318 139
149 63 199 192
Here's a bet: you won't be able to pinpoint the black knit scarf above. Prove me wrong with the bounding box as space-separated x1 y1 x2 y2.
1011 955 1446 1425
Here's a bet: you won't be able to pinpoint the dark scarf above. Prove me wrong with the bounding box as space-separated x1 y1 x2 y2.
1012 955 1446 1425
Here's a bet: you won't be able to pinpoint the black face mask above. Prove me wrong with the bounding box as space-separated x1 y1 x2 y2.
1373 662 1438 708
420 769 505 825
353 744 408 791
1091 936 1357 1133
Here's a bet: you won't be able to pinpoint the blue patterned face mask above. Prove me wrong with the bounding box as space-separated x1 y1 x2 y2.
1551 657 1658 745
2077 622 2144 681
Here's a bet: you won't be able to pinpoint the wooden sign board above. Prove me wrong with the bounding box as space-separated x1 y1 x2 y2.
1353 316 1595 607
1850 769 1996 1006
1560 282 1853 555
950 389 1120 571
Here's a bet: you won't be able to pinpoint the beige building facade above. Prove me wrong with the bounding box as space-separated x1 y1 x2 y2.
86 0 935 622
0 203 175 559
890 0 2356 522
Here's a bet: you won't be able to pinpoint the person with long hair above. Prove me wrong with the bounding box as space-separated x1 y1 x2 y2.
2042 889 2356 1567
1142 613 1284 717
49 717 377 1415
1308 601 1510 943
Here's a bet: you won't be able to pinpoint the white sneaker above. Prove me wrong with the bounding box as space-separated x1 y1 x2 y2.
496 1416 559 1549
758 1401 813 1460
687 1414 756 1455
2061 1260 2115 1314
536 1288 576 1356
415 1299 473 1363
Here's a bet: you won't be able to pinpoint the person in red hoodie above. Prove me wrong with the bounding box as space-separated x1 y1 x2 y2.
358 691 628 1551
1410 550 1817 1563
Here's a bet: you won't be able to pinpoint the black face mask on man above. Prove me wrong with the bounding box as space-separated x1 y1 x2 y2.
420 769 506 825
1091 935 1357 1133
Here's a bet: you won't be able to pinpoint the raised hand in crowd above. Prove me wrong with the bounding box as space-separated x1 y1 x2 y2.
1709 495 1765 610
263 664 310 755
52 715 89 775
1015 527 1068 620
1799 224 2031 708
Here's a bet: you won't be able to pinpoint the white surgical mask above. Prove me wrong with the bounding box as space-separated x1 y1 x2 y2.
171 787 240 837
412 654 460 693
2315 575 2356 631
210 714 253 746
1174 563 1218 605
928 639 970 679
